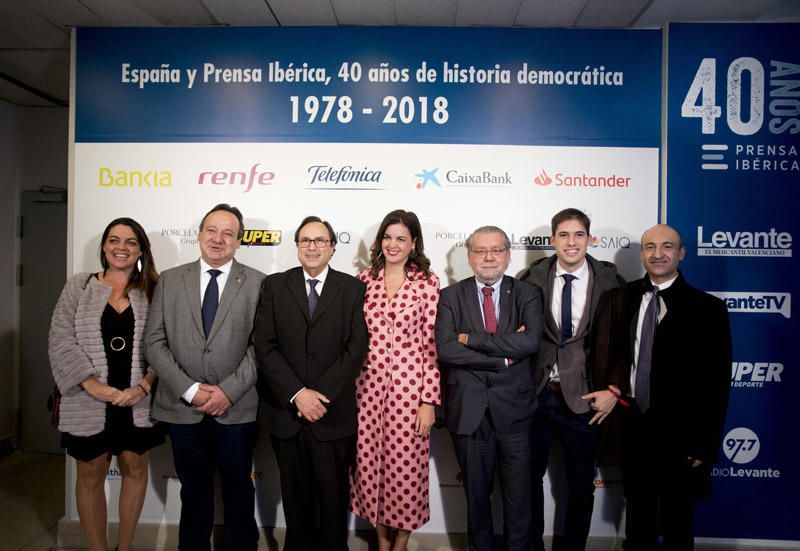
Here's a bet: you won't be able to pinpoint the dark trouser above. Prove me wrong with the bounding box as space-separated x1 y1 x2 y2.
531 386 600 551
621 405 696 551
167 417 259 551
271 427 355 551
451 410 532 551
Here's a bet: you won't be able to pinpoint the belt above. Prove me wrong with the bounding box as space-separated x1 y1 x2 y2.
547 380 561 393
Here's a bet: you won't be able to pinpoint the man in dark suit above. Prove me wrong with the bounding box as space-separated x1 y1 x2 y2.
587 224 731 551
436 225 543 551
253 215 367 551
520 208 624 551
146 203 265 550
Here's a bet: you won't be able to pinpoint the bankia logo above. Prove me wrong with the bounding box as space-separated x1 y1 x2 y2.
99 168 172 188
712 427 781 479
197 163 275 193
731 361 783 389
697 226 792 257
532 168 631 189
709 291 791 318
307 165 382 189
241 230 281 247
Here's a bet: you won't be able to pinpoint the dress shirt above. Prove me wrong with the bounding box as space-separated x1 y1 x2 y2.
183 258 234 403
289 266 331 404
474 276 502 327
549 260 589 381
629 273 678 397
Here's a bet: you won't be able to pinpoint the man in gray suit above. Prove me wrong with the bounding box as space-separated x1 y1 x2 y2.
436 225 543 551
521 208 624 551
146 203 265 550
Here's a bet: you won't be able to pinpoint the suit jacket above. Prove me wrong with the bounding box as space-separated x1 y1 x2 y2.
521 254 624 413
435 275 544 435
145 259 265 425
253 266 368 441
592 272 732 476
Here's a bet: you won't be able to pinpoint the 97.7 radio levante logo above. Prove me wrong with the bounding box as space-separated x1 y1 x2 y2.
679 57 799 172
712 427 781 479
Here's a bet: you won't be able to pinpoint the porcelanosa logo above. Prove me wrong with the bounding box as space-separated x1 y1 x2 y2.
731 361 783 389
307 165 382 189
161 227 198 246
532 169 631 189
712 427 780 480
197 163 275 193
697 226 792 257
709 291 791 318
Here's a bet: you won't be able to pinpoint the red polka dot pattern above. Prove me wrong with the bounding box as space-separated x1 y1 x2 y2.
349 268 442 531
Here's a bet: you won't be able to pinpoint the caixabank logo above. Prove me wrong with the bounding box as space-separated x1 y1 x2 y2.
241 230 281 247
712 427 781 479
697 226 792 257
532 169 631 189
731 361 783 389
416 167 512 189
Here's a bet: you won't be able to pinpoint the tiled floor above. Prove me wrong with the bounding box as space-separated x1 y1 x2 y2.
1 452 794 550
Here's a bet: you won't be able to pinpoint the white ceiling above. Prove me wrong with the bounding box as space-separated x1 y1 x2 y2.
0 0 797 107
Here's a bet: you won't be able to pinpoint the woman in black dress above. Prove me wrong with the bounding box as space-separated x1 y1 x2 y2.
49 218 162 551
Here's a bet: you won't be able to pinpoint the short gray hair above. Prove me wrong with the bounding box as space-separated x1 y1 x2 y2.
465 226 511 251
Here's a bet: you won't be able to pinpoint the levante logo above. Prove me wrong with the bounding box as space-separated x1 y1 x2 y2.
697 226 792 257
712 427 781 479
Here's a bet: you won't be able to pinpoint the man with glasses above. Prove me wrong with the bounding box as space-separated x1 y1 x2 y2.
436 225 544 550
253 215 368 550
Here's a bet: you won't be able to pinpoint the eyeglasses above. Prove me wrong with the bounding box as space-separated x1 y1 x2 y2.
469 247 508 257
297 237 331 248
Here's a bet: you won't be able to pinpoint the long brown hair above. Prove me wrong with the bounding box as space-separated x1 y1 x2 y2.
369 210 431 279
99 217 159 301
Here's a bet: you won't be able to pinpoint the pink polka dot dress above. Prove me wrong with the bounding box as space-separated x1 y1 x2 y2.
349 267 441 531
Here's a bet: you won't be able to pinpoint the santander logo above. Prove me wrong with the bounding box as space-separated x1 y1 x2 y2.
534 170 552 186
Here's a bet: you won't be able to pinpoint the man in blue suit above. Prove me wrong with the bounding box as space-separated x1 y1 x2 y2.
436 225 544 551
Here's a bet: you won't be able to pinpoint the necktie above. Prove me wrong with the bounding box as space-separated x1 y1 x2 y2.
482 286 497 333
560 273 576 343
635 286 659 412
202 269 222 338
308 279 320 317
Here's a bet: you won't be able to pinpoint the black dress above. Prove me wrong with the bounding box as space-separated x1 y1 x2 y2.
62 303 164 461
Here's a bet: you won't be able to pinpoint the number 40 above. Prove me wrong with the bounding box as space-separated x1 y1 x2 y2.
681 57 764 136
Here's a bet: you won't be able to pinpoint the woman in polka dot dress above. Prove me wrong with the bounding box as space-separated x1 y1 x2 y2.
350 209 441 551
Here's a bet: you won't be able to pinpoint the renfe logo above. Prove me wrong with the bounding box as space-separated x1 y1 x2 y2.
709 291 791 318
197 163 275 193
697 226 792 257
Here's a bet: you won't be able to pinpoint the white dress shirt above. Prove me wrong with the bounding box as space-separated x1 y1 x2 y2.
183 258 234 403
549 260 589 381
629 273 677 396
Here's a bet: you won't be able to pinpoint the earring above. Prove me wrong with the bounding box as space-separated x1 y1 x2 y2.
137 258 142 272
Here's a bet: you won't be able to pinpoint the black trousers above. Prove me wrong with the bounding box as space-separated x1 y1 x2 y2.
167 417 259 551
451 410 532 551
272 427 356 551
621 406 699 551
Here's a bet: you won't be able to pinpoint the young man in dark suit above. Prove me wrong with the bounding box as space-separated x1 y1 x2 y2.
520 208 624 551
586 224 731 551
436 225 544 551
253 216 368 551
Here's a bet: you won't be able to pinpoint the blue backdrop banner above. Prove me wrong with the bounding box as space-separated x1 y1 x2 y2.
75 27 660 146
666 22 799 541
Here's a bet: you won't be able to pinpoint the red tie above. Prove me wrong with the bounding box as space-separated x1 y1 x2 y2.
482 286 497 333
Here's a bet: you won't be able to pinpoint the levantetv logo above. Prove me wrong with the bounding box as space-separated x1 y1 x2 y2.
709 291 791 318
697 226 792 257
